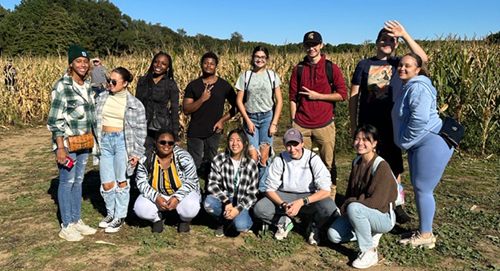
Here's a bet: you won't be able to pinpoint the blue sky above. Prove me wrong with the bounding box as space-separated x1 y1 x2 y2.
2 0 499 45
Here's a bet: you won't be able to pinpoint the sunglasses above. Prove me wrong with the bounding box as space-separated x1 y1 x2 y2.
110 79 118 86
158 140 175 146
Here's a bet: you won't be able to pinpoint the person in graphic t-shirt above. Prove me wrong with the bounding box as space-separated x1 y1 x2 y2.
349 20 428 224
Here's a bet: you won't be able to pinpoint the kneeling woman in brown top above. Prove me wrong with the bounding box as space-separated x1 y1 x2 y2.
328 125 397 269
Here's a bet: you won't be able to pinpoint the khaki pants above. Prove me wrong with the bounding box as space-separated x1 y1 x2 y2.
293 121 337 199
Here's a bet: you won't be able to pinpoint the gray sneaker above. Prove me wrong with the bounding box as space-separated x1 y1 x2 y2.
59 223 84 242
73 219 97 235
275 216 293 240
99 215 114 228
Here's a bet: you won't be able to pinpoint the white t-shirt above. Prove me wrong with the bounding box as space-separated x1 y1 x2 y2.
73 81 89 102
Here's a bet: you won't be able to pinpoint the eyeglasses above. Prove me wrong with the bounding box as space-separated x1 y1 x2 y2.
158 140 175 146
253 55 267 60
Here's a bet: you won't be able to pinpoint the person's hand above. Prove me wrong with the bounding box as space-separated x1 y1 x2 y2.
224 202 233 213
384 20 407 39
213 119 224 134
129 156 139 168
165 197 179 211
269 123 278 137
155 196 169 211
299 86 321 100
201 84 214 102
285 199 303 217
246 120 256 135
55 148 68 165
224 206 240 220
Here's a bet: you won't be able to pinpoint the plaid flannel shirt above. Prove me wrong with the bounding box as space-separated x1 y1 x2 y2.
93 90 147 159
207 152 259 213
47 74 96 150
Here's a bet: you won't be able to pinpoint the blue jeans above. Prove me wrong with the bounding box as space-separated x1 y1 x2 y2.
203 195 253 231
93 85 105 99
57 149 89 227
244 110 274 192
99 131 130 219
328 202 395 252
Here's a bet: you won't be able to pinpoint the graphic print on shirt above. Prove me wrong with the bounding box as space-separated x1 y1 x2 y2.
367 65 392 103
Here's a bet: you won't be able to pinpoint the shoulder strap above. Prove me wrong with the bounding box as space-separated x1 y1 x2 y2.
296 62 304 102
266 70 277 106
371 156 384 176
308 150 316 182
279 153 285 181
325 59 334 92
243 70 253 104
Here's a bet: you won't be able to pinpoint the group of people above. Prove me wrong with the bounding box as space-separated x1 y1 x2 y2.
47 20 454 269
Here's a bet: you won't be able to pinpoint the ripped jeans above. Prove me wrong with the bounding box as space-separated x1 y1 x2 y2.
57 149 89 227
99 131 130 219
244 110 274 192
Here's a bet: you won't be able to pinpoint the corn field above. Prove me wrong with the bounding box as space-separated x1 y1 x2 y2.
1 37 498 155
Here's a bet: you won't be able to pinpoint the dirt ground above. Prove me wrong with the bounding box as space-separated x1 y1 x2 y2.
0 126 496 270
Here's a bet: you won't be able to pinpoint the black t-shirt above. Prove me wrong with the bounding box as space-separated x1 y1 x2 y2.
184 77 237 138
351 56 402 124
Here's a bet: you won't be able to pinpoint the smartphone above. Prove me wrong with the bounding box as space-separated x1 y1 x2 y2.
64 156 75 168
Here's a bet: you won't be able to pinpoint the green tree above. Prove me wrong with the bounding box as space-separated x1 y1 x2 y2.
230 31 243 43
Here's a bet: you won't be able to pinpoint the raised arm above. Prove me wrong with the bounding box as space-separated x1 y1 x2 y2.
384 20 428 63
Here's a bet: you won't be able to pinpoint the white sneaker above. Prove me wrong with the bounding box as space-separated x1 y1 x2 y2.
99 215 114 228
372 233 383 248
275 216 293 240
307 222 320 246
73 219 97 235
352 249 378 269
105 218 124 233
59 223 84 242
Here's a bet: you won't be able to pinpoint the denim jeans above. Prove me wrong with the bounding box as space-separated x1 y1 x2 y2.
203 195 253 231
57 148 89 227
327 202 395 252
99 131 130 219
253 190 337 229
244 110 274 192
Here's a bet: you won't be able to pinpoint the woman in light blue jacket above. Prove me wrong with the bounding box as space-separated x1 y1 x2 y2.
392 53 453 248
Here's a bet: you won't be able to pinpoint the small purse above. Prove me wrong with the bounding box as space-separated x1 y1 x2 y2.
67 133 94 152
439 116 465 149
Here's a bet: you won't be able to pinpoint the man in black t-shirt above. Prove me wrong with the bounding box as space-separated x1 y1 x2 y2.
183 52 237 183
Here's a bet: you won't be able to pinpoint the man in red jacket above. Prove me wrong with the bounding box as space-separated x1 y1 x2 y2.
289 31 348 194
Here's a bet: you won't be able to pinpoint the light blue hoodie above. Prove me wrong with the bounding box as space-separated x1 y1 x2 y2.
391 75 442 151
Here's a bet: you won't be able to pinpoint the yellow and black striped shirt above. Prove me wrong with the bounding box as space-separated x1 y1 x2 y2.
151 155 182 195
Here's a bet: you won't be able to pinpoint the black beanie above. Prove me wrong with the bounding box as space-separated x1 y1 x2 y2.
68 45 89 64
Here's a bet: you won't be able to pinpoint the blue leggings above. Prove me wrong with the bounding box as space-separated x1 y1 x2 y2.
408 132 453 233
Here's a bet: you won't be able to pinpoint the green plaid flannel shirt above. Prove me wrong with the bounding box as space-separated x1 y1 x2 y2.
47 74 96 150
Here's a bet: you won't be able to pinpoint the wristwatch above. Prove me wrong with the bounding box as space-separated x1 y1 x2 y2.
303 197 310 206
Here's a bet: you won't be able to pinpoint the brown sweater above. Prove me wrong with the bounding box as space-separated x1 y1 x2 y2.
340 154 398 215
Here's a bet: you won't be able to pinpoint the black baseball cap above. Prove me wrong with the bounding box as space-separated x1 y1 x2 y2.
303 31 323 44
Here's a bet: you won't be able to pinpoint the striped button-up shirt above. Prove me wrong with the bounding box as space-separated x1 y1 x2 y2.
47 74 96 150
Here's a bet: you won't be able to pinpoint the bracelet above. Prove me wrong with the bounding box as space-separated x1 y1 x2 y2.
272 123 278 127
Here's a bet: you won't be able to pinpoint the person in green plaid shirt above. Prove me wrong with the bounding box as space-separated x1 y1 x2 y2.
47 45 97 242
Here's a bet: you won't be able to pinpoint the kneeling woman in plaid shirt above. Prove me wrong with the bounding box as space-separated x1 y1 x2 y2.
203 128 259 237
134 129 201 233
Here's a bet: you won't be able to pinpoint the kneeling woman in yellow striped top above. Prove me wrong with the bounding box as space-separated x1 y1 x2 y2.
134 129 201 233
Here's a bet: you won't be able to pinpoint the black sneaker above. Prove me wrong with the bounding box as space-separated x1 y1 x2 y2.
152 219 164 233
178 221 190 233
104 218 124 233
214 225 224 237
395 205 412 224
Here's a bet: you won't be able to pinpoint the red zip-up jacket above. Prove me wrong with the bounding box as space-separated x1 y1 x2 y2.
289 54 348 128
